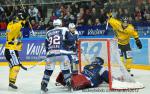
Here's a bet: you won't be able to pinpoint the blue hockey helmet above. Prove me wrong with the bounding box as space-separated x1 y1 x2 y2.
92 57 104 65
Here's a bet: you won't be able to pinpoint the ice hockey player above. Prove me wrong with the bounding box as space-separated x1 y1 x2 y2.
56 57 110 90
67 23 79 73
4 13 27 89
55 23 79 87
107 13 142 75
40 19 78 93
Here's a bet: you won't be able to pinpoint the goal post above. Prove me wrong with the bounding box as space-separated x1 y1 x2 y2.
77 38 144 90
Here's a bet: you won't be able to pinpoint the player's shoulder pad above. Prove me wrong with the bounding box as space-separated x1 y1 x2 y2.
61 27 69 32
128 24 135 30
75 30 79 35
8 21 13 25
46 29 53 34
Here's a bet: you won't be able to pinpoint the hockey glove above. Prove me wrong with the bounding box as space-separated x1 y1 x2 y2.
135 38 142 49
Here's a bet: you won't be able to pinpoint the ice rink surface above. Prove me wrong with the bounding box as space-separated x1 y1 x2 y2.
0 66 150 94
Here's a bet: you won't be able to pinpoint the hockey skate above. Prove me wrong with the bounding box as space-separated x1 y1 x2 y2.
9 83 18 89
41 82 48 93
127 69 134 77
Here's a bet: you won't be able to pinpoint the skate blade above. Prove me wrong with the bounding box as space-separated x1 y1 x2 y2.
68 87 73 92
40 90 48 94
8 87 17 92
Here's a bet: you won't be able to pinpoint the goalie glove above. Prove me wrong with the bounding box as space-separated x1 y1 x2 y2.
135 38 142 49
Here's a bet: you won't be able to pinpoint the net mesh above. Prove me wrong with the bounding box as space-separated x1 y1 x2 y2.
78 38 144 90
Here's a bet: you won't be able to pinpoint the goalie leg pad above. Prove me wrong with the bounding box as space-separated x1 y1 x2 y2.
71 74 91 90
56 72 66 86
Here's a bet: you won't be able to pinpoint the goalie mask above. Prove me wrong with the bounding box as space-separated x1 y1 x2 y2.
92 57 104 65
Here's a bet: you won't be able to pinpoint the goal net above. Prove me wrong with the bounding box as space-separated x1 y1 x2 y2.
77 38 144 90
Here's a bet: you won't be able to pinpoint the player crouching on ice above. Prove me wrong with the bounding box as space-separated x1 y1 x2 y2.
56 57 110 90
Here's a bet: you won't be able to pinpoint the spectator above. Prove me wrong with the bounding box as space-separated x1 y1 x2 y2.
71 3 79 17
63 11 75 26
106 0 113 10
0 21 7 30
37 18 46 30
55 5 61 18
91 7 98 23
28 6 39 22
46 20 53 32
99 8 107 24
117 8 124 19
123 9 130 17
0 4 4 14
134 6 142 22
87 18 93 26
95 18 101 26
84 8 92 26
66 4 72 13
31 20 38 30
0 5 5 22
76 8 85 26
50 11 57 21
112 8 118 18
60 5 67 17
141 5 150 22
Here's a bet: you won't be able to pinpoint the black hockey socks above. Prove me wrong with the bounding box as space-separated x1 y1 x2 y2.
41 70 53 92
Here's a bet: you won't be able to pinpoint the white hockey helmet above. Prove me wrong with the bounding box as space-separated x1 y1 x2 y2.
68 23 76 29
53 19 62 26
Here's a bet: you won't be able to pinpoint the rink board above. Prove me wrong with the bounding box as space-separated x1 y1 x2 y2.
0 37 150 70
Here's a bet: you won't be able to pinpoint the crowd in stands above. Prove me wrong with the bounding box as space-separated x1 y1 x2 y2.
0 0 150 30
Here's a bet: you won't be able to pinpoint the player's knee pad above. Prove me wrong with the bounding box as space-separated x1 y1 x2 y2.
125 51 132 59
60 62 70 70
45 62 55 70
9 65 20 83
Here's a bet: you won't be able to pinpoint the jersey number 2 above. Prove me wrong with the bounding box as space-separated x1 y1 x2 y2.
49 35 60 45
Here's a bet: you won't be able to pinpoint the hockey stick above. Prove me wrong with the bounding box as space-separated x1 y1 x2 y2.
26 51 77 71
20 0 35 36
106 21 109 30
26 59 46 71
20 43 45 71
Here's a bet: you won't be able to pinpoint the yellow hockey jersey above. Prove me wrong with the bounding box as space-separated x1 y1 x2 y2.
5 20 25 51
108 17 139 45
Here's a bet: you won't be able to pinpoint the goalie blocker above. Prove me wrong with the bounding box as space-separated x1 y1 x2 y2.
56 57 109 90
